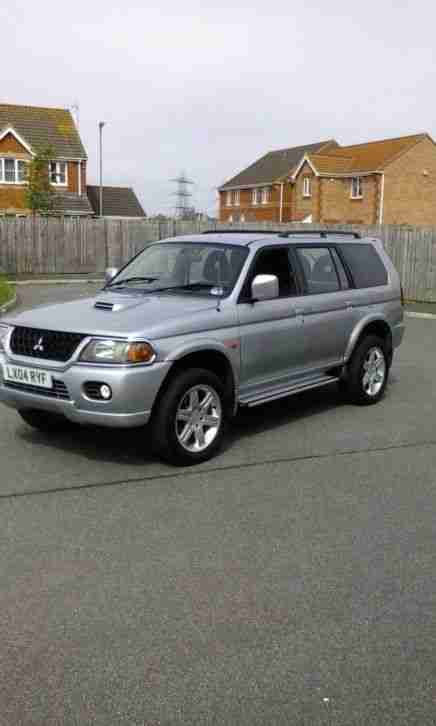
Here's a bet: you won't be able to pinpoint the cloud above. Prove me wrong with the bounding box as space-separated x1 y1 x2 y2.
2 0 435 214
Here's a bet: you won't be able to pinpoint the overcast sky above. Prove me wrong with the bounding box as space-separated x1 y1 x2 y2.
2 0 435 216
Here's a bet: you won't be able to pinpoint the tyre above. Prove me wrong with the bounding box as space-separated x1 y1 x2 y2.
18 409 73 432
343 335 389 405
152 368 228 466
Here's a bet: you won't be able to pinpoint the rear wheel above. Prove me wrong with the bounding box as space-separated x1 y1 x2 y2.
18 409 73 432
152 368 227 466
343 335 389 405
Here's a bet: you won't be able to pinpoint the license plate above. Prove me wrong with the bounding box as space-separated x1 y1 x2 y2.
2 364 53 389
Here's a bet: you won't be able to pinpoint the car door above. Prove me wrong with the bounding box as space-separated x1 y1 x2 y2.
292 245 356 371
237 245 305 397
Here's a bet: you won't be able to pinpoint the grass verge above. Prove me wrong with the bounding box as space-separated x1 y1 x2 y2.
0 274 15 308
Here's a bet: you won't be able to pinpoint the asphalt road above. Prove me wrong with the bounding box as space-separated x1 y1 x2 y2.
1 284 436 725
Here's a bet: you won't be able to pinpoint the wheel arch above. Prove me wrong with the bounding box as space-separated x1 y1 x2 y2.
152 345 238 418
344 316 393 365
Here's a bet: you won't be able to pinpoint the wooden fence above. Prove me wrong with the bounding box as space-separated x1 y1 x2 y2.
1 217 436 302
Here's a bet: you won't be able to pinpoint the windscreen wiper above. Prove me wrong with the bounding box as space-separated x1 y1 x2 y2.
106 276 160 288
148 282 219 294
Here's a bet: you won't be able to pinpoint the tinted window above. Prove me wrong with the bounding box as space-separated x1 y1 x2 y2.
331 248 350 289
338 244 388 288
297 247 340 294
243 247 298 299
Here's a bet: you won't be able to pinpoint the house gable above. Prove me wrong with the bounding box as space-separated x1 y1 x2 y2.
382 136 436 225
0 127 33 156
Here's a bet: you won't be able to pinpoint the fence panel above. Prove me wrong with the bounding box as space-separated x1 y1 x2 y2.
1 217 436 300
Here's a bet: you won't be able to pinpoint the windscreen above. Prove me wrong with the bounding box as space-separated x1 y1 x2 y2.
108 243 249 296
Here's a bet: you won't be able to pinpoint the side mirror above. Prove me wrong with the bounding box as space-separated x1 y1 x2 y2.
251 274 279 301
105 267 118 283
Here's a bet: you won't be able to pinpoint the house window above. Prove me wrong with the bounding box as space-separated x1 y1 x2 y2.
232 190 240 206
49 161 67 186
226 191 232 207
252 188 262 205
17 161 27 183
303 177 312 197
261 186 271 204
351 177 363 199
0 158 28 184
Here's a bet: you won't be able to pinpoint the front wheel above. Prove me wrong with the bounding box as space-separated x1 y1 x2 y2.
152 368 227 466
342 335 389 405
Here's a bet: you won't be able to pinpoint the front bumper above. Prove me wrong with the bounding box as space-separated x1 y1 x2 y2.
0 352 172 428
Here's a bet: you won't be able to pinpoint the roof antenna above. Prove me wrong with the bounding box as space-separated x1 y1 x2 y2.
71 102 80 128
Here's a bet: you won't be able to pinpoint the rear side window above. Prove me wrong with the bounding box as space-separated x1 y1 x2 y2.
297 247 340 294
338 244 388 288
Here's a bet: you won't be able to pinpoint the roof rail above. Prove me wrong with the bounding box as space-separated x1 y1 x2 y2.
202 229 282 235
278 230 361 239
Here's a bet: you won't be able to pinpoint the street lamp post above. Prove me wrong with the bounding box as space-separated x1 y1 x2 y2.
98 121 105 217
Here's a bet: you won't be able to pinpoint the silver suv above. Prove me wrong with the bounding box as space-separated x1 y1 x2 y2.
0 230 404 465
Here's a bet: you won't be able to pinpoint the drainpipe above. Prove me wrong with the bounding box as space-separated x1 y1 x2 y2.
78 160 81 196
378 173 385 224
279 182 284 223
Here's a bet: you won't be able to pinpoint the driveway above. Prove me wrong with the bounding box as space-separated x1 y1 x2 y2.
1 284 436 725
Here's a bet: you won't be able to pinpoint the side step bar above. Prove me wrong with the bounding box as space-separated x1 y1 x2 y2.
239 375 339 408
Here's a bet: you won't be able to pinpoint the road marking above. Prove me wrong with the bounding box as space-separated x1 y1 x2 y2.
406 312 436 320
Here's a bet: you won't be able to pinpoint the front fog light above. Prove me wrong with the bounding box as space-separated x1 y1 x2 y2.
100 384 112 400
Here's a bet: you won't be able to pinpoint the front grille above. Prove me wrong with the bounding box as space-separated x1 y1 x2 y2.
10 327 86 362
4 378 70 400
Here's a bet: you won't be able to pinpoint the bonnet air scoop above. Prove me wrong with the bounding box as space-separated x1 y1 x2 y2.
94 301 116 311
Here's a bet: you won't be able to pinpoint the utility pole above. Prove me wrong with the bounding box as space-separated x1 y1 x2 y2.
98 121 105 217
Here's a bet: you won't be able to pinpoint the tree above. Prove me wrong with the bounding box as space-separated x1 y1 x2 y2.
25 146 56 215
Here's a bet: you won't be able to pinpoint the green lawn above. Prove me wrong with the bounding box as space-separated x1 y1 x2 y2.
0 275 14 308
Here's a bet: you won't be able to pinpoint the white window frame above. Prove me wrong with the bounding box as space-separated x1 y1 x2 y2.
252 188 262 206
303 177 312 197
0 158 28 184
49 161 68 187
232 189 240 206
351 176 363 199
226 190 232 207
261 186 271 205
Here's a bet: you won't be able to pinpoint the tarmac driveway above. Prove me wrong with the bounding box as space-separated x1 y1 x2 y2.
1 283 436 725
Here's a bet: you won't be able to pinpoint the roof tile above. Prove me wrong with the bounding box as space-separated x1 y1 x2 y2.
87 185 146 217
0 103 86 158
219 140 336 189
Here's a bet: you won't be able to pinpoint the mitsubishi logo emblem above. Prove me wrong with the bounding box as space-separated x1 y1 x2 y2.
33 337 44 352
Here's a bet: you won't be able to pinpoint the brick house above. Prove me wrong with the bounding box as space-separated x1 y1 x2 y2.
0 103 93 216
218 140 337 224
219 133 436 226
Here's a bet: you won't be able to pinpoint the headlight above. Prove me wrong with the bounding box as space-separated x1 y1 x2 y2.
79 338 156 365
0 324 11 352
